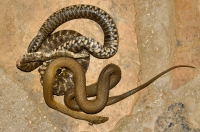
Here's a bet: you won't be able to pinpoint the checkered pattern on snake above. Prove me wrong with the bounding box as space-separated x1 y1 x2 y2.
16 4 195 124
16 4 119 96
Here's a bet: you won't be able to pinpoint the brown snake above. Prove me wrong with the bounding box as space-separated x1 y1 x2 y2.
44 57 194 124
16 4 119 96
17 30 91 95
16 4 195 124
16 4 119 124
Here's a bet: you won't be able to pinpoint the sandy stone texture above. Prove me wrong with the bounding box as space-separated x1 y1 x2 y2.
0 0 138 132
111 0 200 132
0 0 200 132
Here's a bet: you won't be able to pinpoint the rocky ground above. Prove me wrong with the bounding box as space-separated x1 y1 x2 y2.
0 0 199 132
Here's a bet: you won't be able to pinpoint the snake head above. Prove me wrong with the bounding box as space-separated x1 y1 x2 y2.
88 116 109 124
16 56 42 72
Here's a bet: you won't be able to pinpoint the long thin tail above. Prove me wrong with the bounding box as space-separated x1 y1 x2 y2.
107 65 195 105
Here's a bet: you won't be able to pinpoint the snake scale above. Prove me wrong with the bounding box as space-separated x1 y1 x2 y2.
16 4 195 124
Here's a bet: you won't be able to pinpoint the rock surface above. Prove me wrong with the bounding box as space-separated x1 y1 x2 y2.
0 0 199 132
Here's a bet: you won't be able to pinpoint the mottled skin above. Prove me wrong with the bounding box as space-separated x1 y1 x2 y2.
17 4 119 95
17 30 90 95
16 4 195 124
16 4 119 124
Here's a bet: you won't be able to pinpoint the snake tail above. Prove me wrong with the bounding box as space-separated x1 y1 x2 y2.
106 65 195 105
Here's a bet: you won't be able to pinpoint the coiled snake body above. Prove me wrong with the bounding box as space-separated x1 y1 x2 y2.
17 4 120 124
16 4 195 124
17 4 118 96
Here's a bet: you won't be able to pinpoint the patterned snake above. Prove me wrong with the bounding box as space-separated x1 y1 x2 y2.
16 4 195 124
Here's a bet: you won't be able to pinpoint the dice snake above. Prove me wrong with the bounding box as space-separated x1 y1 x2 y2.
16 4 195 124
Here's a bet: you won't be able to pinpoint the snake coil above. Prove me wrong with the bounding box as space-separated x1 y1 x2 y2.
16 4 195 124
17 4 120 124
